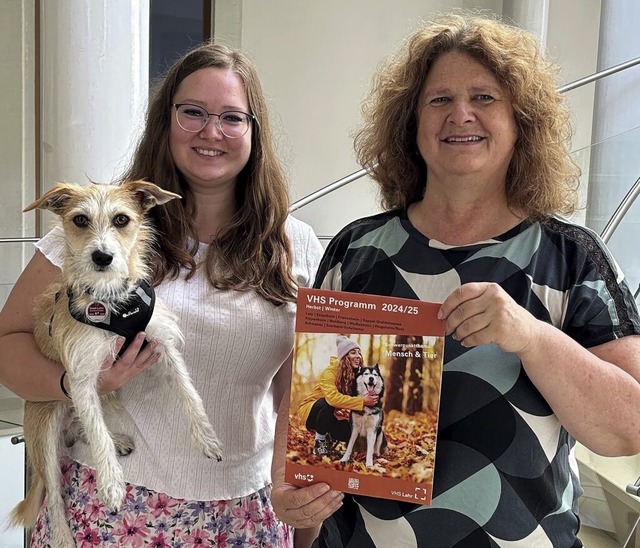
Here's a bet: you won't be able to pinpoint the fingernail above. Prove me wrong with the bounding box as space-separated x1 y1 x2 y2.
117 336 125 346
437 310 444 319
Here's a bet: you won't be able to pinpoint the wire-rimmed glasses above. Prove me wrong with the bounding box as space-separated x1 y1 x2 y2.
172 103 255 138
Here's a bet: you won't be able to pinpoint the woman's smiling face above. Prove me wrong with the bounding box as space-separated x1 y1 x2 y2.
169 67 252 194
416 50 518 185
347 348 363 369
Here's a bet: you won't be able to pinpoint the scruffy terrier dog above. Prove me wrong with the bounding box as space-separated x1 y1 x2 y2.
10 181 223 547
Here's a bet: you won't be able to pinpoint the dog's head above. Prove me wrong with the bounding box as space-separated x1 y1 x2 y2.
354 364 385 400
25 180 180 298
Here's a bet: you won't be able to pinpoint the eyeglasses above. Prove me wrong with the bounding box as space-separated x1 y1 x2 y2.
172 103 255 138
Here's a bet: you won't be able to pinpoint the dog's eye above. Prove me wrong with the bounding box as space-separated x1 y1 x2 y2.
113 214 130 228
72 215 89 227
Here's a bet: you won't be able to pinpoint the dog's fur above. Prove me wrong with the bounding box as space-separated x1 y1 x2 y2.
10 181 223 547
339 364 388 467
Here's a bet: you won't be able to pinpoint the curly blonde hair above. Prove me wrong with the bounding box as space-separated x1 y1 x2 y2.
354 11 580 220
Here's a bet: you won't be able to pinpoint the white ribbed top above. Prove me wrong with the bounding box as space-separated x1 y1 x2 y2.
37 216 323 500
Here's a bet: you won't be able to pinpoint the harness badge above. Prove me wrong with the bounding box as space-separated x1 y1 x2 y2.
85 301 109 323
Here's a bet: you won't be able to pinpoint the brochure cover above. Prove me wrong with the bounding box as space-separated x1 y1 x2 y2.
285 288 445 505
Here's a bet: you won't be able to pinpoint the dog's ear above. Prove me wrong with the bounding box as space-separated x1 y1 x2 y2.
123 180 181 212
23 183 79 215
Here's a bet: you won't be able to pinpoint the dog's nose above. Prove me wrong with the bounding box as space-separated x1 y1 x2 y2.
91 250 113 267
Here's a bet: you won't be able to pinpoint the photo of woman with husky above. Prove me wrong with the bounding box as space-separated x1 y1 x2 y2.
272 11 640 548
0 42 323 546
297 335 379 456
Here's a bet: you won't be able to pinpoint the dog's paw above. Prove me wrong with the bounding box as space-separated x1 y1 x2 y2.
339 456 349 464
97 465 127 509
112 433 135 456
192 424 223 461
99 480 127 510
201 438 223 462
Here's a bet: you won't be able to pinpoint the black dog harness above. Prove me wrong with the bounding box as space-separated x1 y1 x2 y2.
53 280 156 358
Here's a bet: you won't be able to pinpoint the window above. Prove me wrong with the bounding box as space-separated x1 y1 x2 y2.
149 0 211 82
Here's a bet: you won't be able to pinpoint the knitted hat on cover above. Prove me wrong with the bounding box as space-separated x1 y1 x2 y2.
336 335 360 360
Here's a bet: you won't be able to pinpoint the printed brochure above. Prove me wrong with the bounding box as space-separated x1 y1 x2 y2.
285 288 445 505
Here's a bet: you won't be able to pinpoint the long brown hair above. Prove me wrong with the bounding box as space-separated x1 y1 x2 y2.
354 11 580 221
336 356 357 394
120 42 296 305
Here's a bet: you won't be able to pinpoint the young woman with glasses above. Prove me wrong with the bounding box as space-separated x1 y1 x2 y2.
0 42 323 546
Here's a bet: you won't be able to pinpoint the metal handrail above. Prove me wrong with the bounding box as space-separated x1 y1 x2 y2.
3 57 640 244
557 55 640 93
289 167 373 213
0 237 39 244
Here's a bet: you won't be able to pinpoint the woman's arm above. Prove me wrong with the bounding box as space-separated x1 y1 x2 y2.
0 251 68 400
439 282 640 455
519 325 640 456
0 251 160 401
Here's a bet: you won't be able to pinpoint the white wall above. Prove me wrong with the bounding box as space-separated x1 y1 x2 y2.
546 0 601 223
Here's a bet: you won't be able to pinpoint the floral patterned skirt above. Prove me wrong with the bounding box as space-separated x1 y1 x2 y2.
31 457 292 547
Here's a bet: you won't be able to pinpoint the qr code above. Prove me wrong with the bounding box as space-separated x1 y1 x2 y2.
347 477 360 490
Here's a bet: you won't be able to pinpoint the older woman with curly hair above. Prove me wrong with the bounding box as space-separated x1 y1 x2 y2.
272 11 640 548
